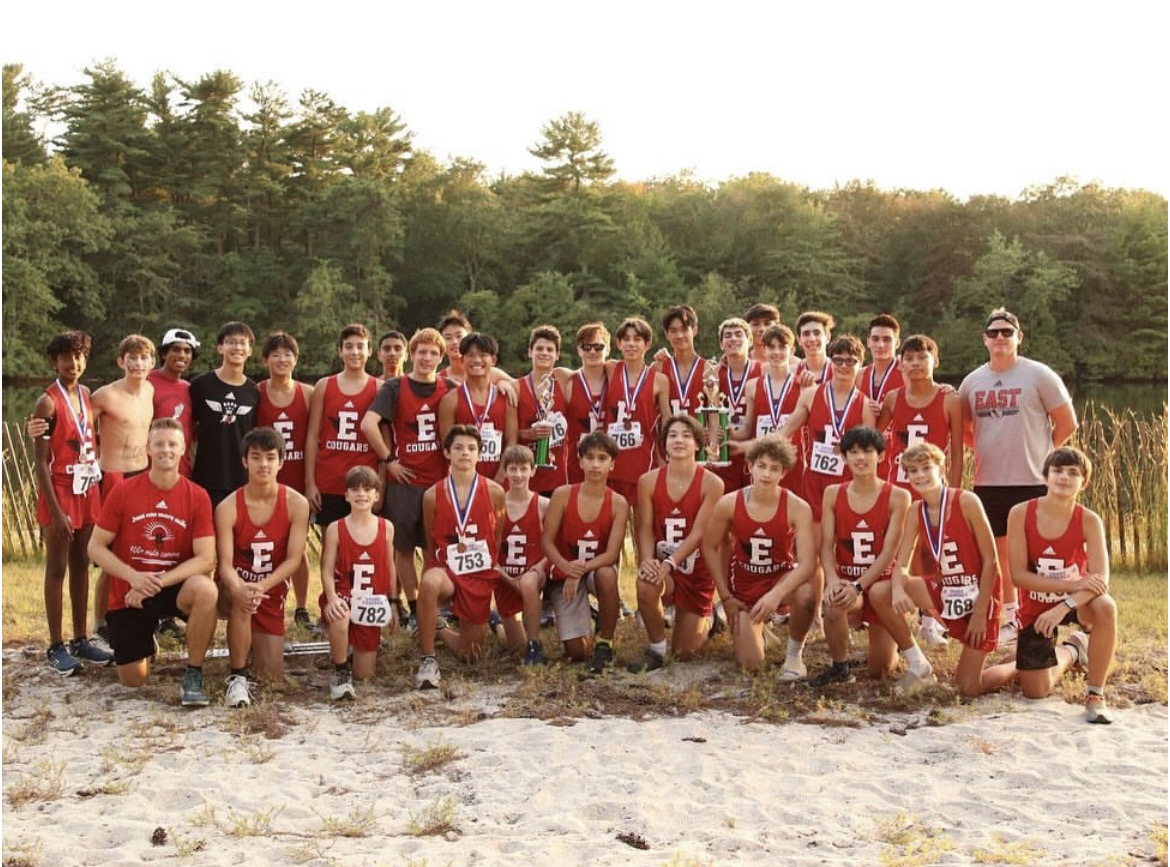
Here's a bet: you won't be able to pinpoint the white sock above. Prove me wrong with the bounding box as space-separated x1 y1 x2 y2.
786 638 804 660
649 640 667 658
903 644 931 675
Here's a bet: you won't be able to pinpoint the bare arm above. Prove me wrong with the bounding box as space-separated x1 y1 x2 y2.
303 380 328 510
1049 402 1077 449
944 393 964 487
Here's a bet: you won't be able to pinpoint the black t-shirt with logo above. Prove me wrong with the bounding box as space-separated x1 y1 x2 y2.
189 371 260 492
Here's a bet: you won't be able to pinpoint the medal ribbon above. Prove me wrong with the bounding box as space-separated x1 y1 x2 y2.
827 383 859 439
765 372 795 428
669 357 701 410
921 487 948 569
621 364 651 421
460 383 497 428
869 361 897 403
722 360 754 412
447 473 480 544
577 369 607 427
55 379 92 457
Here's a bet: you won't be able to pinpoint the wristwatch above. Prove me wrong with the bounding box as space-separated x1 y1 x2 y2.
851 580 864 595
1062 596 1078 610
380 455 393 464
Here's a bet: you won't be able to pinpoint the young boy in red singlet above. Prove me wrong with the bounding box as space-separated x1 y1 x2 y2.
891 442 1016 697
438 333 517 482
814 426 911 686
733 324 803 493
320 466 398 700
702 436 816 674
628 415 725 672
1009 446 1117 723
215 427 311 706
305 324 379 527
416 425 507 689
33 331 111 673
542 432 630 672
495 445 551 665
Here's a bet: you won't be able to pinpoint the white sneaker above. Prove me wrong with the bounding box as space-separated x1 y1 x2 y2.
918 616 948 648
224 674 252 708
330 669 357 701
896 666 937 692
416 656 441 690
997 619 1019 649
778 657 807 682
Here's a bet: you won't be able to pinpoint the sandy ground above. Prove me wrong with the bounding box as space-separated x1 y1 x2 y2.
2 649 1166 867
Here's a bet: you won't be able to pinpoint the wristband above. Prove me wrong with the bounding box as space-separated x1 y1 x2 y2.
1062 595 1078 610
664 556 678 570
380 455 393 464
851 580 863 595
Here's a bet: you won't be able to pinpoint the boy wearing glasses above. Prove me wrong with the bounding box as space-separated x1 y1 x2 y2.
959 308 1077 647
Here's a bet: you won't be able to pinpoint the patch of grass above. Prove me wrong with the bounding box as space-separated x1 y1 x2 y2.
401 739 462 776
98 743 151 775
873 812 955 867
971 834 1044 863
408 797 458 837
659 855 714 867
76 778 133 798
316 802 382 838
1151 823 1168 867
1 836 43 867
4 759 65 808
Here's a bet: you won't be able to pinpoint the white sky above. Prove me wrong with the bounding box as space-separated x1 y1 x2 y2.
4 0 1166 200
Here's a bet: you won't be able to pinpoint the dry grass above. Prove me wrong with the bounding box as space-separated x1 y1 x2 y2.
407 797 458 837
400 739 462 776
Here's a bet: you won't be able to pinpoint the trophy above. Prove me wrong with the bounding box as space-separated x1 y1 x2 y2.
532 374 556 469
699 357 731 467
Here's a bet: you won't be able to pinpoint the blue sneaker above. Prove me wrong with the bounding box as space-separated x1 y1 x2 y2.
180 668 209 707
70 636 115 666
47 642 81 676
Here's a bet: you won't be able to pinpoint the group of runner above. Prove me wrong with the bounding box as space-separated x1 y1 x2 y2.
30 303 1117 722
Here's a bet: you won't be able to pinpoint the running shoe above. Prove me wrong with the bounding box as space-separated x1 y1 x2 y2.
996 618 1019 649
626 648 665 674
293 608 312 628
47 642 81 676
522 640 546 667
224 674 253 708
778 657 808 682
330 669 357 701
1085 693 1113 725
918 616 948 648
180 668 210 707
1062 630 1090 670
416 656 441 690
588 642 615 674
809 661 854 688
70 636 114 666
895 666 937 692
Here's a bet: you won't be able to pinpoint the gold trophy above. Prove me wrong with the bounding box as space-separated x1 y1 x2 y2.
699 357 731 467
532 374 556 469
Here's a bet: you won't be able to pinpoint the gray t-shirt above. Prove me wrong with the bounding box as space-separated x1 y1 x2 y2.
959 357 1073 486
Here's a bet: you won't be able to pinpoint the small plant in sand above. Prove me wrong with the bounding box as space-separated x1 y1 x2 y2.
401 739 462 776
1 835 43 867
1151 823 1168 867
873 811 955 867
408 797 458 836
966 734 996 755
4 758 65 808
316 802 382 838
99 742 151 775
660 853 715 866
971 833 1045 864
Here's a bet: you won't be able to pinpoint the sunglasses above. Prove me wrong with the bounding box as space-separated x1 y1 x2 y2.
830 356 860 367
578 342 607 352
984 328 1017 339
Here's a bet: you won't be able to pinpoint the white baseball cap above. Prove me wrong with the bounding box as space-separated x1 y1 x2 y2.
160 328 201 352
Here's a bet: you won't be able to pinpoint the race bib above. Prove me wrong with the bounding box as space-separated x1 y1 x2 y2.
810 441 844 476
72 462 102 495
447 539 492 575
940 583 979 620
755 414 789 439
350 594 392 626
546 412 568 448
479 426 503 463
608 421 643 451
655 541 696 575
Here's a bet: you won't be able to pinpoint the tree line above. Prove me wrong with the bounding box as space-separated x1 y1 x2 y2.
3 62 1166 381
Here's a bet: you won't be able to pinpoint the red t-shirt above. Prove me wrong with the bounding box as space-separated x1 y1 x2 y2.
97 474 214 611
832 481 895 582
148 370 194 477
802 382 865 521
604 362 660 485
452 383 509 480
428 474 499 580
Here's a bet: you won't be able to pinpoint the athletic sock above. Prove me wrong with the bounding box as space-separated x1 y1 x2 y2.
786 638 804 660
902 644 930 674
408 599 418 616
334 661 351 673
597 637 612 649
1087 685 1104 697
649 640 667 658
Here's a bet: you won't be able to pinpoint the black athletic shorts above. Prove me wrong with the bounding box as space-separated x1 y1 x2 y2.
974 485 1048 537
315 493 351 527
384 484 426 551
1016 609 1080 671
106 584 187 666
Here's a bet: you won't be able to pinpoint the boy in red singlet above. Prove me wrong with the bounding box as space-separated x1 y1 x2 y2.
496 445 551 665
87 419 219 706
745 303 782 366
320 466 398 700
706 317 760 493
733 324 803 493
305 323 380 527
814 426 911 686
1009 447 1117 723
438 333 517 482
628 415 725 672
257 331 316 627
564 322 612 486
702 436 816 674
416 425 508 689
654 305 714 418
793 311 834 386
516 326 572 497
33 331 111 673
891 443 1016 697
362 327 453 627
542 432 630 672
215 427 311 706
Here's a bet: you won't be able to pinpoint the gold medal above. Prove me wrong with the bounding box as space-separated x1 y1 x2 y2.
624 419 632 430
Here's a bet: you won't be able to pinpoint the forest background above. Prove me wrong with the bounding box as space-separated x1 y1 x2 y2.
2 62 1166 383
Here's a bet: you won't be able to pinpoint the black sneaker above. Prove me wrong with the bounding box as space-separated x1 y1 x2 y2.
809 661 854 688
588 642 615 674
47 642 82 676
626 648 665 674
522 640 546 667
70 636 115 666
180 668 210 707
294 608 312 628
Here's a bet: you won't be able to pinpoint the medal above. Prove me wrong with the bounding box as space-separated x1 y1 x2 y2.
765 372 795 429
827 382 860 440
619 363 651 429
669 356 701 411
869 360 898 402
922 487 949 569
456 541 467 553
461 382 497 429
447 473 480 552
577 369 607 430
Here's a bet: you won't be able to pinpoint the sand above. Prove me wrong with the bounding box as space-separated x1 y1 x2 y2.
2 650 1166 867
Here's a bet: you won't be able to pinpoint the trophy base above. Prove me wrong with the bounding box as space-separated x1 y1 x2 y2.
705 460 732 468
535 462 556 470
